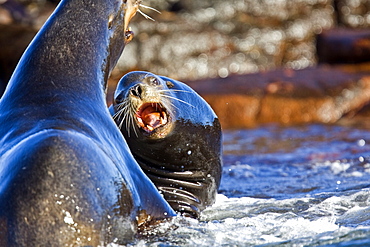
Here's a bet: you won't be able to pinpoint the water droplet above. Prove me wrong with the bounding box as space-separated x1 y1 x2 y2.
218 68 229 78
188 150 192 155
64 211 74 225
358 139 366 146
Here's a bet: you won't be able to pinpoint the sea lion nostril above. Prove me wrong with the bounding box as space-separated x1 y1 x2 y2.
130 85 142 98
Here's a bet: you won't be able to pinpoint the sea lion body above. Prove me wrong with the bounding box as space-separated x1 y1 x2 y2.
0 1 175 246
111 71 223 218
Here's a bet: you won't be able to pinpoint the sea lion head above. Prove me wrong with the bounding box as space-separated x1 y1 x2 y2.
113 71 175 138
103 0 140 83
112 71 222 218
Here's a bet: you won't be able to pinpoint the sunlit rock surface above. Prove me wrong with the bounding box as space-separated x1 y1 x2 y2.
186 65 370 128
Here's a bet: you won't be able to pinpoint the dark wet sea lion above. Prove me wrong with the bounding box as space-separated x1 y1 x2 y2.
110 71 223 218
0 1 175 246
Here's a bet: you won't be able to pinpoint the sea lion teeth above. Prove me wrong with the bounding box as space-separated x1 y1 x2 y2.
160 112 167 125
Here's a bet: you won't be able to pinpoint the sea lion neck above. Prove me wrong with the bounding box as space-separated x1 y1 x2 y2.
3 0 135 104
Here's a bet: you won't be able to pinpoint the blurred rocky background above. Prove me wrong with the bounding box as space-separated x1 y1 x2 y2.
0 0 369 128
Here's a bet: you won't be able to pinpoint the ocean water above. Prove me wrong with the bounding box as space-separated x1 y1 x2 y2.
126 124 370 246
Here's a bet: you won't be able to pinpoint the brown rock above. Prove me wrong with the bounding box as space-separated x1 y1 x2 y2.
186 65 370 129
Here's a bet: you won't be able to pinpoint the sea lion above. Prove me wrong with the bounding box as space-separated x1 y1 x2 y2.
0 1 175 246
110 71 223 218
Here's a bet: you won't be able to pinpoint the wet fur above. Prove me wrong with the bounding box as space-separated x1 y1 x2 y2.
0 1 175 246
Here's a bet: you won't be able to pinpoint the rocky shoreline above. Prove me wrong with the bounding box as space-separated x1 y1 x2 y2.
1 0 369 129
186 63 370 128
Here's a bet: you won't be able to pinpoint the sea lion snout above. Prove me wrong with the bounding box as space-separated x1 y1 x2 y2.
130 84 143 99
129 82 163 103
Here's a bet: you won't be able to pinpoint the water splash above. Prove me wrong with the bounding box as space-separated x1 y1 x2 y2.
124 124 370 246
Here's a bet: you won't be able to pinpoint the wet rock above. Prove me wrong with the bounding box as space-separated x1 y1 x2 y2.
186 65 370 129
317 28 370 64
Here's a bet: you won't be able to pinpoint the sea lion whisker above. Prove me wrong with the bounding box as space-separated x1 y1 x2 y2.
132 120 139 137
112 107 124 120
139 4 161 14
158 89 193 94
161 100 176 112
114 101 132 133
123 109 133 137
163 100 181 113
137 9 156 22
112 101 130 120
112 102 126 115
129 104 139 137
117 107 127 129
130 112 139 137
161 95 195 108
120 104 130 137
125 114 131 137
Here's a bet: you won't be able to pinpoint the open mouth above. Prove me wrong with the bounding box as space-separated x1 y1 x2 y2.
123 0 140 43
136 103 168 132
125 27 134 43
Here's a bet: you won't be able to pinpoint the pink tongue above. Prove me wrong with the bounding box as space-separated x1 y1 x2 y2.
142 106 161 128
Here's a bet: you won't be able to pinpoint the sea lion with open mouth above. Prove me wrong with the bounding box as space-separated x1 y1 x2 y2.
110 71 223 218
0 1 176 246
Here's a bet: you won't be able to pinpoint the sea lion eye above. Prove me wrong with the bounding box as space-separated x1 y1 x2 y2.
149 77 159 86
166 81 174 88
115 93 124 104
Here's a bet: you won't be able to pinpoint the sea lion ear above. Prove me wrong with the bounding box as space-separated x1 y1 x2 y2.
166 81 174 88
